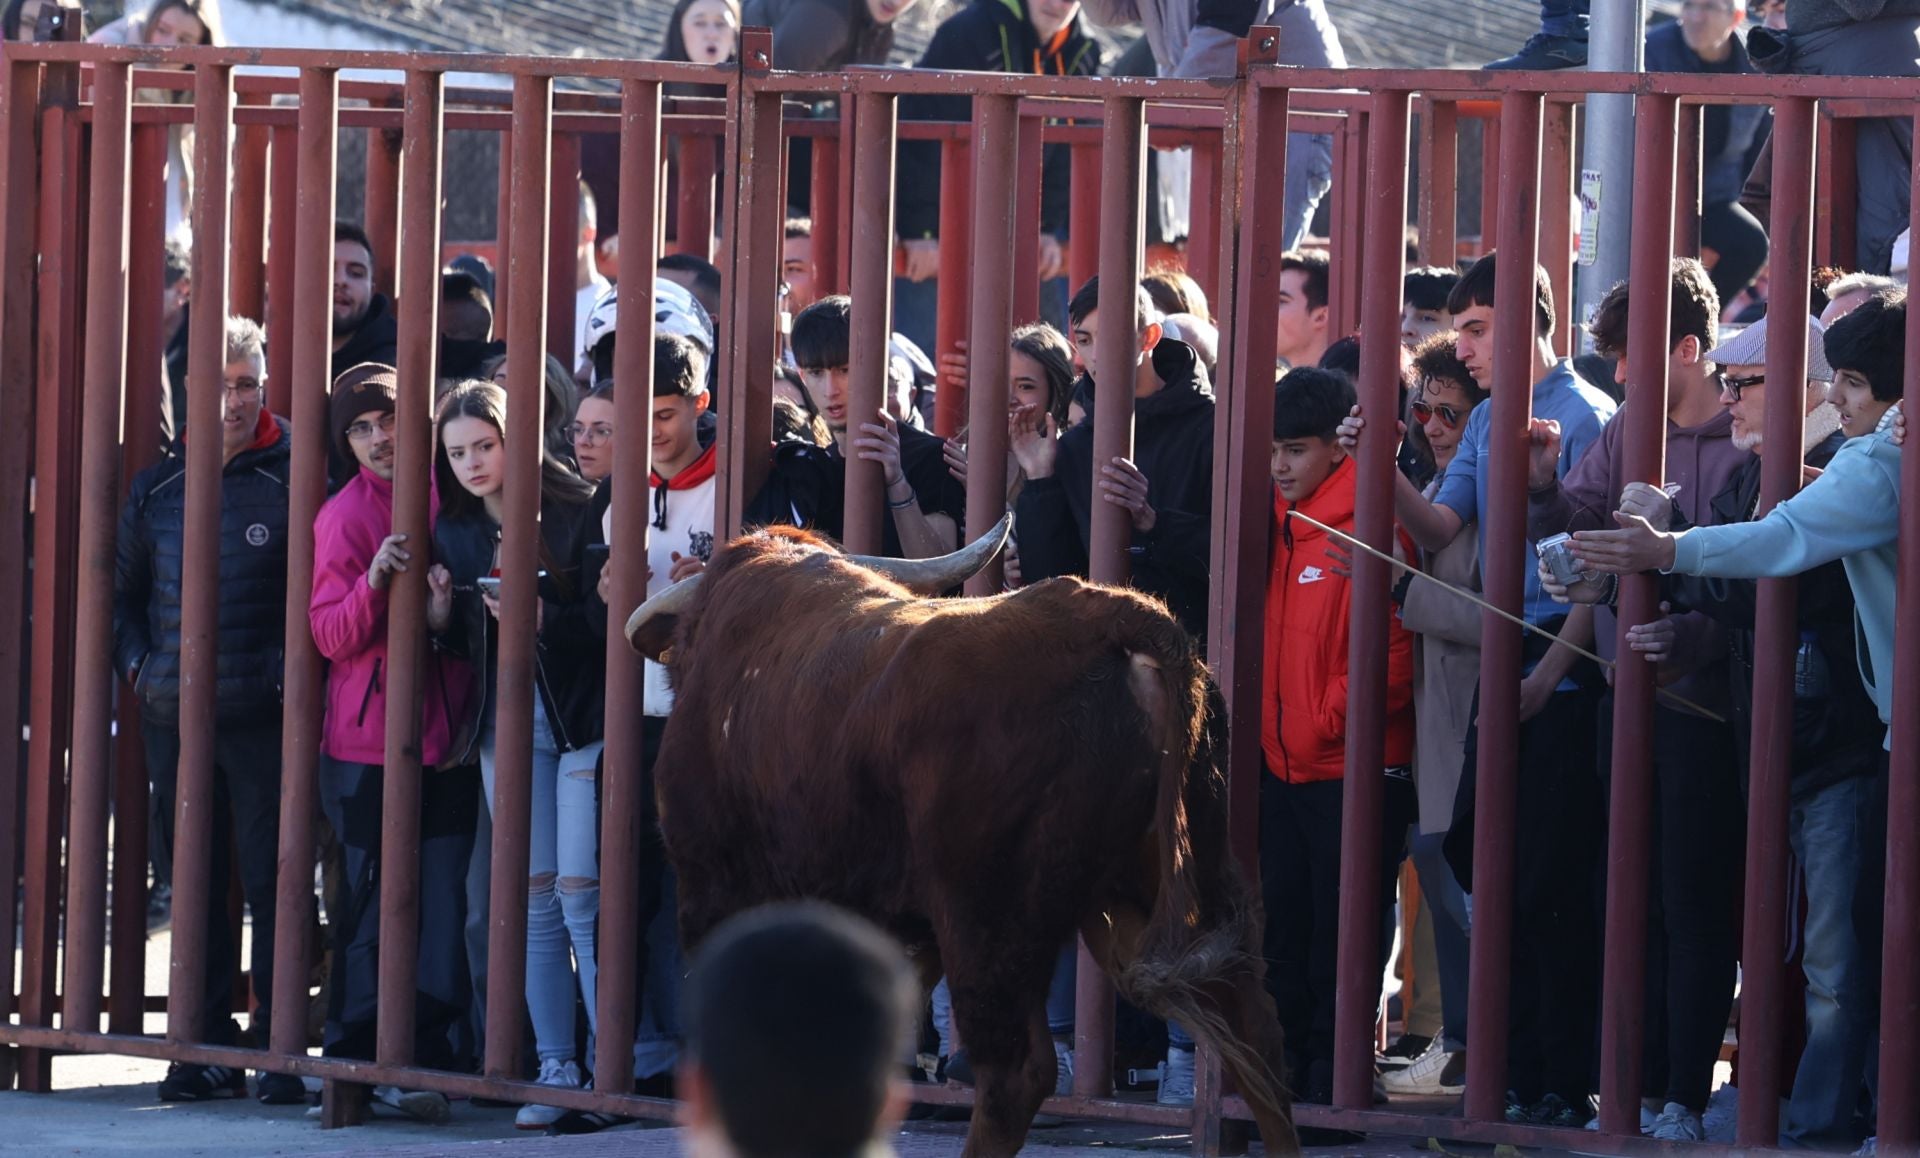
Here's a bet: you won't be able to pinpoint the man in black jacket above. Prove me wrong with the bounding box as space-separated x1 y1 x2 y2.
893 0 1098 348
328 221 398 486
112 316 300 1107
1014 277 1214 643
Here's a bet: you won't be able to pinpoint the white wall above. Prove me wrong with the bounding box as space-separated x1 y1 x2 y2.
218 0 510 90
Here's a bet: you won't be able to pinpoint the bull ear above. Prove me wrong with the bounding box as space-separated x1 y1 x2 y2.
625 571 704 661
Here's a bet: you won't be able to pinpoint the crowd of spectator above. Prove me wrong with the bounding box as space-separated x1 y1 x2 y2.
35 0 1913 1153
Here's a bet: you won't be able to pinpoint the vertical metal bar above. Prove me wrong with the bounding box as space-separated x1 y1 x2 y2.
1074 94 1146 1104
1540 100 1575 359
267 123 298 412
933 135 971 440
372 66 442 1071
961 95 1019 599
110 119 169 1037
1596 90 1677 1139
548 130 581 365
495 125 513 330
364 120 399 298
19 58 81 1090
269 66 339 1065
169 61 235 1049
1332 86 1410 1112
1673 103 1702 259
1736 93 1817 1149
1013 112 1043 325
1877 97 1920 1156
1186 133 1223 311
1335 109 1369 340
1461 89 1542 1125
1826 116 1857 273
1812 112 1835 271
836 95 857 300
1068 141 1099 295
843 89 897 556
1418 99 1457 269
593 73 662 1095
230 99 269 321
672 130 718 262
0 58 41 1048
719 31 777 537
810 129 842 296
61 55 132 1036
1478 111 1502 256
485 71 552 1077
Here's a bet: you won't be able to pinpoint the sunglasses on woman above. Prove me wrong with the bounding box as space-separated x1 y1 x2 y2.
1410 400 1464 428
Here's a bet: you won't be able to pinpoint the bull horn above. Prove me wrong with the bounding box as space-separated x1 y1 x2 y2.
624 571 705 653
846 510 1014 594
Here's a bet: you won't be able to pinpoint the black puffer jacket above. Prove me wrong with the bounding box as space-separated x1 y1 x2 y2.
431 496 606 761
112 417 292 726
1015 338 1215 642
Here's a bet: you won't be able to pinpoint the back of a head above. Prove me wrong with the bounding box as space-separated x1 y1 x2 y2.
1067 276 1160 335
1824 288 1908 402
1142 270 1211 323
1316 334 1361 377
1403 266 1460 313
685 903 918 1158
658 252 724 310
1446 251 1555 338
791 295 852 371
1273 367 1357 442
1587 257 1720 359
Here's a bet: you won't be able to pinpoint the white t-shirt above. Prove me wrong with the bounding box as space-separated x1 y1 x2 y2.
607 460 717 717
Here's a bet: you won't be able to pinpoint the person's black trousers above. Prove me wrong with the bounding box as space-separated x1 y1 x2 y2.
1700 199 1770 308
318 754 479 1070
144 719 284 1046
1260 768 1414 1091
1598 699 1744 1113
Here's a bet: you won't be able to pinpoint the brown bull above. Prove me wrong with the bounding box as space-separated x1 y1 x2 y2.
626 514 1298 1155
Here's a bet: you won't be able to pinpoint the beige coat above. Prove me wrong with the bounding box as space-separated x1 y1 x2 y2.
1398 478 1482 836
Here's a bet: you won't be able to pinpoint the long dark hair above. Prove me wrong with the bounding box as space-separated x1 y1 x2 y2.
434 380 593 526
143 0 223 45
659 0 740 61
1010 322 1075 428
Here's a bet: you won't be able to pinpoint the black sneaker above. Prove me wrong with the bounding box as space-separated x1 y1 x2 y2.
1376 1033 1431 1069
1504 1089 1534 1124
1531 1092 1595 1128
157 1062 247 1102
145 884 172 936
254 1071 306 1105
545 1109 633 1136
1485 32 1588 70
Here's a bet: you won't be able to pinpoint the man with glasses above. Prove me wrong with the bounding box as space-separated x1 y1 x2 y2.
113 317 302 1106
1647 0 1769 306
1524 259 1749 1140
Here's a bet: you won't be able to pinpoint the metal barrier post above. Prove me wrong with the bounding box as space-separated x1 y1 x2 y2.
1735 93 1817 1148
1874 93 1920 1155
961 94 1019 599
1595 89 1676 1138
268 65 338 1065
61 54 132 1036
1074 93 1146 1103
1013 112 1043 325
1186 134 1223 309
373 66 443 1070
1332 85 1409 1112
718 30 778 536
934 134 972 439
485 70 553 1078
673 129 718 262
365 116 399 298
170 60 235 1052
1461 87 1542 1125
1541 100 1575 358
1068 141 1099 295
548 130 582 365
843 89 898 555
809 128 842 297
593 71 662 1097
1418 99 1456 268
230 97 269 320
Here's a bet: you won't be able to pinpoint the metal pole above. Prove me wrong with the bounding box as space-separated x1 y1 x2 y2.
934 134 972 440
1573 0 1647 346
843 90 897 555
961 94 1018 599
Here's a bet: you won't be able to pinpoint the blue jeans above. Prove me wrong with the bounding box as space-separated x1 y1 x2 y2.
1784 775 1876 1145
633 865 684 1078
481 713 601 1062
1539 0 1589 35
1409 827 1472 1052
932 942 1078 1054
1281 133 1335 253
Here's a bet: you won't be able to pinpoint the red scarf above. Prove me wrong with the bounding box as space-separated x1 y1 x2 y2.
652 442 716 491
189 408 280 453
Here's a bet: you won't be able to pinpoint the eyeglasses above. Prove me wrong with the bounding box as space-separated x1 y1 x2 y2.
345 413 397 441
1410 400 1464 428
1719 372 1765 402
569 422 615 445
221 378 263 399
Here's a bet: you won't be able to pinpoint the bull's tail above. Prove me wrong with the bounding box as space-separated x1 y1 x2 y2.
1116 650 1294 1139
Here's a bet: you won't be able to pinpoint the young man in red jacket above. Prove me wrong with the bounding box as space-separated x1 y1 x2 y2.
1261 367 1415 1106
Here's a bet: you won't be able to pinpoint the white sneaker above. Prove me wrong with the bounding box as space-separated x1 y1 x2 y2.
1650 1100 1705 1141
1381 1039 1465 1095
1584 1103 1658 1133
1157 1045 1195 1106
1052 1040 1074 1097
515 1058 583 1130
372 1084 451 1125
1854 1137 1877 1156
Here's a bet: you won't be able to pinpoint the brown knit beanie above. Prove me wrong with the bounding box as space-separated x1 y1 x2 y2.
330 362 398 466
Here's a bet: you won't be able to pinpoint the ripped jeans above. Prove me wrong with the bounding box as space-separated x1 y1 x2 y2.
481 711 601 1062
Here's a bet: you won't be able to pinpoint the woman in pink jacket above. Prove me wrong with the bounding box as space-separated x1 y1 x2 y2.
309 363 476 1124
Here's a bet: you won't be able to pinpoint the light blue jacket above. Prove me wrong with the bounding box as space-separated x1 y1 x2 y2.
1666 428 1903 747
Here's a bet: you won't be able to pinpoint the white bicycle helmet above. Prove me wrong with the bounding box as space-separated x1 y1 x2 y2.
582 276 715 359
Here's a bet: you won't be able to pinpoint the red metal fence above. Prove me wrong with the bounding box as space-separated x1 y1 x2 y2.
0 27 1916 1155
